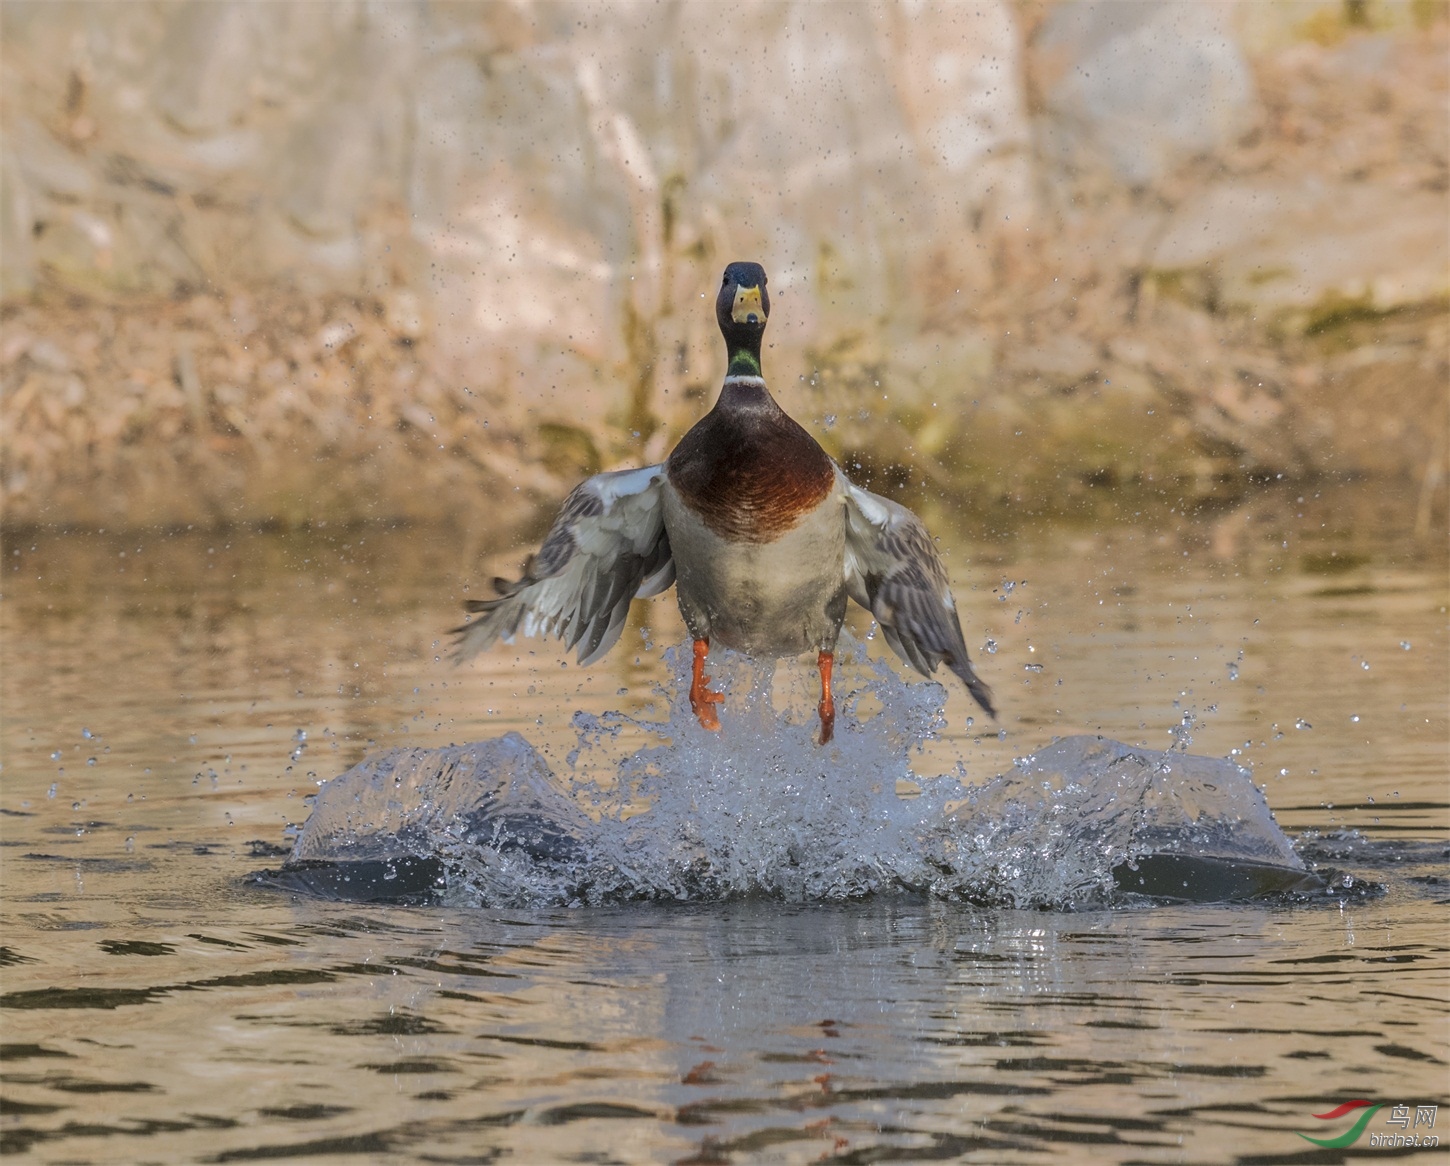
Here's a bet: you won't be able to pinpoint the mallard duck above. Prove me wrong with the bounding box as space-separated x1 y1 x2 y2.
454 262 995 742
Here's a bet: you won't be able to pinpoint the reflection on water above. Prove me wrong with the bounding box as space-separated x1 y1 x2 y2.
2 892 1446 1162
1 484 1446 1161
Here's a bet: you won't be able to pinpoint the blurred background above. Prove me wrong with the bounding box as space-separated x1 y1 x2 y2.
2 0 1445 536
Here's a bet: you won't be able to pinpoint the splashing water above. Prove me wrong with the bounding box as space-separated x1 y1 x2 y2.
277 642 1315 909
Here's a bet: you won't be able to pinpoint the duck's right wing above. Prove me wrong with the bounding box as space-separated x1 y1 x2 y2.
453 464 673 667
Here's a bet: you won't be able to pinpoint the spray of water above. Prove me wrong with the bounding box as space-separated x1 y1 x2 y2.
286 642 1307 908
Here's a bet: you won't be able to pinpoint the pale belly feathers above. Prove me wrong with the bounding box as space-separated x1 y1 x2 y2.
660 482 848 657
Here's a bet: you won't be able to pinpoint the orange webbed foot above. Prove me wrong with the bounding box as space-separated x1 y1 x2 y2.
689 638 724 732
691 684 723 732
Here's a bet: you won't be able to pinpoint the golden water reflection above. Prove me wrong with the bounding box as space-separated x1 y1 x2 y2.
2 481 1446 1163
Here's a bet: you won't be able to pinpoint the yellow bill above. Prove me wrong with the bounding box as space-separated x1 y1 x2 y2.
731 285 765 324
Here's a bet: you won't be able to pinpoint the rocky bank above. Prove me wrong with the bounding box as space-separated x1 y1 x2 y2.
1 0 1445 533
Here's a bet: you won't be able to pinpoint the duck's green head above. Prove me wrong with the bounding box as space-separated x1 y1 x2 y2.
716 262 769 377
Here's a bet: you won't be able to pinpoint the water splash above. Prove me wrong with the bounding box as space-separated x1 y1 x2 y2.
277 643 1314 909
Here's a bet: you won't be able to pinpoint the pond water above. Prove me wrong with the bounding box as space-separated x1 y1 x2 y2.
2 483 1446 1164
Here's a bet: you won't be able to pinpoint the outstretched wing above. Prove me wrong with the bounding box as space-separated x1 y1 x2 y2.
840 476 996 717
453 464 674 667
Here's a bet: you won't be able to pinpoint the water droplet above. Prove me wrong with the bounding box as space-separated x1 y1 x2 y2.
1024 663 1044 673
1294 719 1312 730
86 757 97 766
1168 711 1196 752
1400 641 1412 650
1360 660 1370 671
1350 714 1360 723
1279 768 1289 777
50 750 61 761
81 728 93 739
1226 662 1239 681
47 783 57 798
983 638 998 655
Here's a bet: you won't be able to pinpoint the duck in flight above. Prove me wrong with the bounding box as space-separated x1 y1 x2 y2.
454 262 995 743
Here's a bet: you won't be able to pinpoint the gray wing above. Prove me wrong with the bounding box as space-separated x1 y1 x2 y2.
841 476 996 717
453 464 673 667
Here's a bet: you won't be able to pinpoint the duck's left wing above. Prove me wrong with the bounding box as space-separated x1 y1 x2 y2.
453 464 673 667
840 477 996 717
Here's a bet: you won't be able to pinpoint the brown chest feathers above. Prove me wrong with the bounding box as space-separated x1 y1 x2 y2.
667 385 836 544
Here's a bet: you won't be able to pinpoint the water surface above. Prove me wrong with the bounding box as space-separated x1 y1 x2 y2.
2 485 1446 1162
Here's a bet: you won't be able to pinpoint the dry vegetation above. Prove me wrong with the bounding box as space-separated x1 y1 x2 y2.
0 290 565 530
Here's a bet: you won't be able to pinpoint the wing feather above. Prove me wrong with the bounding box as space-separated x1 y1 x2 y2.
841 477 996 717
452 464 672 666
